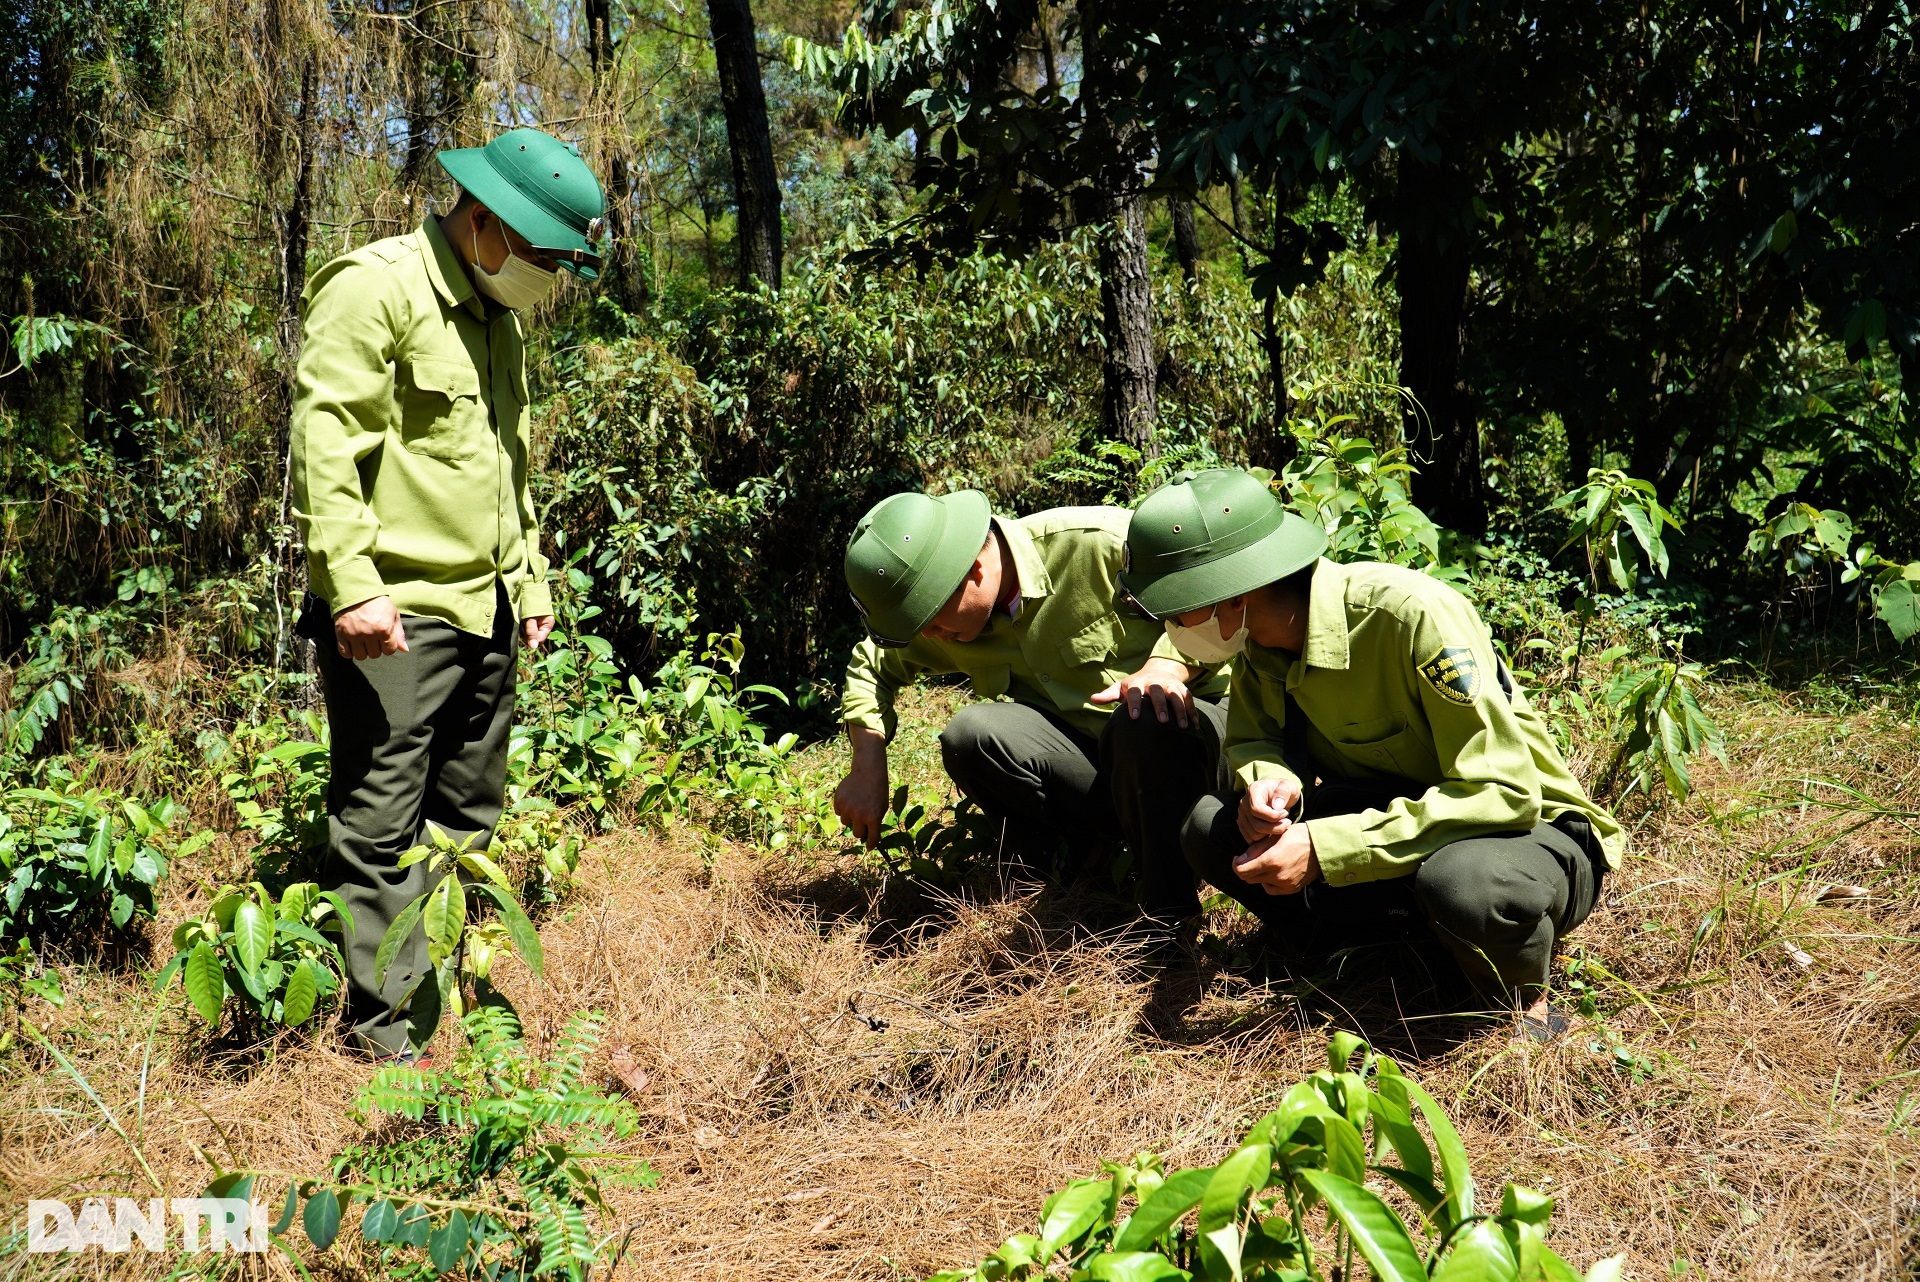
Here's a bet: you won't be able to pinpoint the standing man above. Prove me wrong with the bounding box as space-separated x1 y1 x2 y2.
1117 469 1623 1030
834 491 1231 929
291 129 605 1057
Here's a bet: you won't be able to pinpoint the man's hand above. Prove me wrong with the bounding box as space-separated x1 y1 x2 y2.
1232 823 1321 895
833 726 890 847
1091 656 1201 728
522 615 555 650
334 596 408 661
1237 776 1302 843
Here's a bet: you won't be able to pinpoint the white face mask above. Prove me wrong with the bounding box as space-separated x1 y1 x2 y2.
1165 602 1250 663
472 223 557 310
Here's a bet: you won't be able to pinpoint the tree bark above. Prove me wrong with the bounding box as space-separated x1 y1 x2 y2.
1081 0 1157 454
706 0 782 290
586 0 647 312
1396 159 1483 536
1169 194 1201 283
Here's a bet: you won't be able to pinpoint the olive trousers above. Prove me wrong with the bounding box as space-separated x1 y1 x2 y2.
1181 779 1606 1003
938 697 1231 923
311 587 517 1054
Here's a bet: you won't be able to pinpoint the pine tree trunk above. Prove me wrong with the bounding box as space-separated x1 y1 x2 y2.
1396 159 1484 536
586 0 647 312
706 0 782 291
1082 0 1156 454
1170 195 1201 283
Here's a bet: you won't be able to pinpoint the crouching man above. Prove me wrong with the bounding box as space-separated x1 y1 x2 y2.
1117 468 1624 1030
832 490 1230 927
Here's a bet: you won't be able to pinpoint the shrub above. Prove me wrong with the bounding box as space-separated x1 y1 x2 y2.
155 881 351 1033
266 1007 654 1281
926 1033 1623 1282
0 773 211 945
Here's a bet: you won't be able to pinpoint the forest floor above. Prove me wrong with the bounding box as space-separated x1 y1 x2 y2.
3 684 1919 1280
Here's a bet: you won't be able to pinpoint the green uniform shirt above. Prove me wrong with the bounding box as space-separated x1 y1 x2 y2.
1225 558 1625 886
291 218 551 638
842 507 1221 740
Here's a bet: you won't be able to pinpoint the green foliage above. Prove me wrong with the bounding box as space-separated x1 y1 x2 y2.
220 713 330 872
271 1007 654 1281
924 1033 1624 1282
0 772 210 944
376 827 548 1049
1271 418 1456 577
1551 470 1682 593
1599 653 1727 806
513 600 838 849
154 881 350 1032
874 787 999 886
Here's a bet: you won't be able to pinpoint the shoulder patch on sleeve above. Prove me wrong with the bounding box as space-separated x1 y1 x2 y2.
1419 644 1483 705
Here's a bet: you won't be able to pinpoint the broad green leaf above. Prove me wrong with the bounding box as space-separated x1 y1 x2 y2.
1370 1079 1433 1183
1202 1224 1245 1281
1584 1253 1628 1282
406 968 443 1048
1500 1183 1554 1225
271 1183 299 1236
184 941 225 1023
429 1208 468 1272
281 958 320 1026
360 1197 397 1243
233 900 273 975
475 882 545 977
1321 1114 1367 1184
1539 1245 1584 1282
374 895 425 988
1297 1169 1426 1282
422 874 466 966
1199 1145 1271 1232
1432 1219 1518 1282
1327 1030 1366 1073
1114 1167 1212 1251
1400 1078 1475 1223
1037 1176 1113 1259
1084 1251 1191 1281
456 849 514 892
1875 579 1920 642
305 1188 342 1250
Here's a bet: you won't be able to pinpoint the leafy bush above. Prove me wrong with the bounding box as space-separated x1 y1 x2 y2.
220 713 330 872
270 1007 654 1281
926 1033 1622 1282
0 775 210 944
155 881 351 1033
1273 420 1456 577
1550 469 1682 593
1599 655 1727 806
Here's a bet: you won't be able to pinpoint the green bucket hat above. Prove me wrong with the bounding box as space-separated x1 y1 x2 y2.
1119 468 1328 619
437 128 608 279
845 490 994 646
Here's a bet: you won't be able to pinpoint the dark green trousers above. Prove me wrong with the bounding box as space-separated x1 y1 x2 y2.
1181 780 1605 1003
312 588 517 1053
937 698 1231 923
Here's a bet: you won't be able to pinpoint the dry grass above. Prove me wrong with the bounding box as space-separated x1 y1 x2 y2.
3 682 1919 1280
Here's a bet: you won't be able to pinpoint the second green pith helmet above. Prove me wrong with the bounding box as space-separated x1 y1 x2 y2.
844 490 993 646
1119 468 1327 618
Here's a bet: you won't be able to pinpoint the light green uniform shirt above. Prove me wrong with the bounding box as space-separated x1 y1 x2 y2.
1225 558 1625 887
291 218 551 637
841 507 1220 740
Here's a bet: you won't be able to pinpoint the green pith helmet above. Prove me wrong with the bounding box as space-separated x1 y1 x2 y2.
437 128 607 279
844 490 993 646
1119 468 1327 618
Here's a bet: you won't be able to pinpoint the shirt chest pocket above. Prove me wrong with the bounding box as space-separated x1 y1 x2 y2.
1325 713 1436 780
401 355 487 462
1058 615 1124 670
